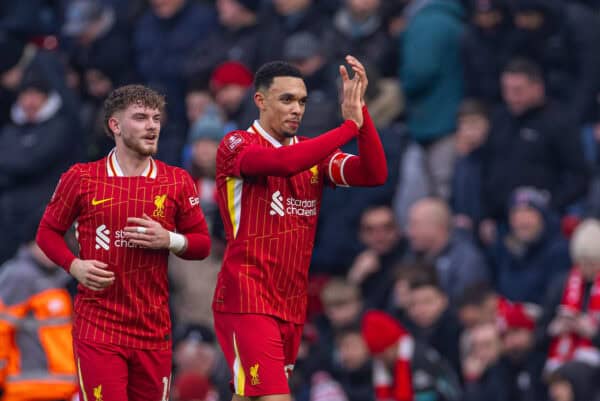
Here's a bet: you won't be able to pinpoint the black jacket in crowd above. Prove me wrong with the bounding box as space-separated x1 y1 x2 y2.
483 100 589 221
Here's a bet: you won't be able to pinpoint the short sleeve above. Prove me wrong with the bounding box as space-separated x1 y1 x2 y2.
42 165 82 231
176 169 208 233
216 131 254 178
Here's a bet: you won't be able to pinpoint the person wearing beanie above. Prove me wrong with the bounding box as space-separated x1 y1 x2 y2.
539 219 600 375
491 187 571 304
209 61 256 129
362 310 414 401
362 310 462 401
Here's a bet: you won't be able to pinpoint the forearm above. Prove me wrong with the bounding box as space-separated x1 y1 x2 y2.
36 219 76 272
342 107 388 186
239 120 358 177
177 222 211 260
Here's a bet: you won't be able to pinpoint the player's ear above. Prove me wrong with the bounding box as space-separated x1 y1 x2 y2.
254 91 266 112
108 116 120 136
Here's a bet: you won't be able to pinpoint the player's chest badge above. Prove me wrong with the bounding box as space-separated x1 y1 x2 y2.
310 165 319 184
152 194 167 218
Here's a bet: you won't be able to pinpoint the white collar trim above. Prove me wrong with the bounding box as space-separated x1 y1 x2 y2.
249 120 298 147
106 148 157 178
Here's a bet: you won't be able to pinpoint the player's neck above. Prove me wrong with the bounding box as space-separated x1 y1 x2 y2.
114 146 151 177
257 118 292 146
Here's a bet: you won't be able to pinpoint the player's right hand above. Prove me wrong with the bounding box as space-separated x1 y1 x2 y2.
69 258 115 291
340 56 364 128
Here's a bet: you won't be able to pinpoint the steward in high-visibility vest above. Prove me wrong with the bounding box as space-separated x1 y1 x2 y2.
0 240 77 401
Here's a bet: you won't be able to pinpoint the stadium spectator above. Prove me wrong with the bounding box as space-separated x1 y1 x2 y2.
538 219 600 373
133 0 218 164
261 0 329 62
316 279 365 367
547 361 600 401
209 61 255 130
172 373 219 401
173 324 230 401
397 0 465 202
497 303 546 401
347 205 408 309
507 0 600 124
185 0 265 80
361 310 462 401
406 197 489 301
0 67 78 265
490 187 571 303
322 0 393 75
450 99 490 232
0 32 26 127
331 325 374 401
481 59 589 228
283 31 341 137
0 212 78 401
404 265 463 375
461 0 512 105
461 323 505 401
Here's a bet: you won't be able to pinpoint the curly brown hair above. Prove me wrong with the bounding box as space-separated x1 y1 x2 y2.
103 84 166 138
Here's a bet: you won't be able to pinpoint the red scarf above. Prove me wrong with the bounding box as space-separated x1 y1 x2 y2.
373 334 414 401
546 267 600 372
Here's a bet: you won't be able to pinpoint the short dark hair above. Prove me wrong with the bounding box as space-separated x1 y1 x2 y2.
103 84 166 138
457 282 495 309
503 58 544 83
408 264 442 291
254 61 303 91
458 98 489 119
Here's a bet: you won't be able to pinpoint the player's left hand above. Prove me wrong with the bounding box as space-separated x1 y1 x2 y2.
345 55 368 106
123 213 170 250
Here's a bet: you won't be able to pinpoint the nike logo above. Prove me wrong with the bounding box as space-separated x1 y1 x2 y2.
91 197 112 206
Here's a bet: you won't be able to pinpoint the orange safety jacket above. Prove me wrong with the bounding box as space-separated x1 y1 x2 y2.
0 248 78 401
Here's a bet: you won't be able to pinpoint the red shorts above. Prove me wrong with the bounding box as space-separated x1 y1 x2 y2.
73 339 172 401
214 311 303 396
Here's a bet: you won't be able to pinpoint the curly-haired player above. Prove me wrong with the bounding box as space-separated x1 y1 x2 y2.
36 84 211 401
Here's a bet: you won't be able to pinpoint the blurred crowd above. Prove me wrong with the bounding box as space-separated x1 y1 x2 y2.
2 0 600 400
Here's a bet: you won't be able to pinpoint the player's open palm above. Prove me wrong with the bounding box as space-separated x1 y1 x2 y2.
124 213 170 250
70 258 115 291
340 56 364 128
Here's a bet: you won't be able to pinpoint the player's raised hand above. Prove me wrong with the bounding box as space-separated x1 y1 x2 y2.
345 55 368 106
69 259 115 291
340 60 364 128
123 213 170 250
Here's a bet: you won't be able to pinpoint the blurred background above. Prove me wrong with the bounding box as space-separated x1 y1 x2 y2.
1 0 600 400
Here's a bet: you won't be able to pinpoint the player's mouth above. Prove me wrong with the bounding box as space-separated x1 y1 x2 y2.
285 120 300 129
143 134 158 143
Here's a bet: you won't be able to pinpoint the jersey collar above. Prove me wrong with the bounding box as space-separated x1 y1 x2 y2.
249 120 298 148
106 148 157 178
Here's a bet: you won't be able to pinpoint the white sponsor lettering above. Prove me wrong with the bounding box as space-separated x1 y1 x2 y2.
269 191 285 216
95 224 110 250
95 225 141 249
269 191 317 217
189 196 200 207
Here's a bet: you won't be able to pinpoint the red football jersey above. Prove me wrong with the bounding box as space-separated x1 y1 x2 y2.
213 121 354 323
42 150 207 349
